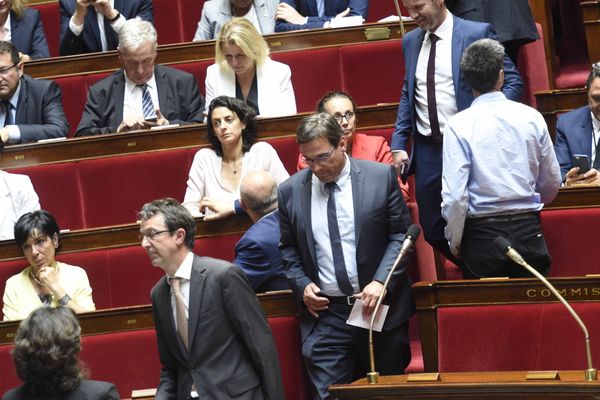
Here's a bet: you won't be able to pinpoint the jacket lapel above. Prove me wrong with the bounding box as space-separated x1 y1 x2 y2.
579 111 594 157
187 255 206 352
15 77 27 124
300 171 317 266
349 159 364 245
113 72 126 124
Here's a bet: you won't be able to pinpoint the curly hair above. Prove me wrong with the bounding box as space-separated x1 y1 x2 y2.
12 307 85 396
206 96 257 157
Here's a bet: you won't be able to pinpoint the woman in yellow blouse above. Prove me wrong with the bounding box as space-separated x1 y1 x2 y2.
2 210 95 321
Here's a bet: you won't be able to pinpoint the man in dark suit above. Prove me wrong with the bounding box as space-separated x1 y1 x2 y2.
59 0 153 56
279 113 414 399
234 170 289 293
0 42 68 145
391 0 523 269
76 19 204 136
554 65 600 186
275 0 368 31
139 198 285 400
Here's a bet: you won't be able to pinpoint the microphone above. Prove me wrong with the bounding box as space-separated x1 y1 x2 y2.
367 224 421 384
493 236 597 381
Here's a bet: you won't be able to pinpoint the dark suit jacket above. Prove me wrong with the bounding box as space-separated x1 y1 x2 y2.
13 74 69 143
278 158 414 340
446 0 539 44
151 254 284 400
59 0 153 56
75 64 205 136
275 0 368 32
391 15 524 155
234 210 289 293
2 379 119 400
554 105 593 180
10 9 50 59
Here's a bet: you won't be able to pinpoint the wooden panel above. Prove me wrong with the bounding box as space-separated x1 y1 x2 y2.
0 291 298 345
582 2 600 65
535 88 587 140
545 187 600 209
0 104 398 169
23 21 416 79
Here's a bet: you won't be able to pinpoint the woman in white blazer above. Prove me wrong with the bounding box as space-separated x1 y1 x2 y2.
205 17 297 118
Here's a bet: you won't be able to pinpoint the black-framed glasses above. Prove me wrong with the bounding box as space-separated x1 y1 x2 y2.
139 229 172 242
333 112 355 123
302 145 337 166
0 64 18 76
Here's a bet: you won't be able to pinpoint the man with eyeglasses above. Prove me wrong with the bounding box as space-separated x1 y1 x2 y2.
0 41 69 145
297 91 410 201
279 113 414 399
554 64 600 186
138 197 284 400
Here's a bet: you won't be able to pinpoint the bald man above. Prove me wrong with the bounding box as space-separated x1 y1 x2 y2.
234 170 289 292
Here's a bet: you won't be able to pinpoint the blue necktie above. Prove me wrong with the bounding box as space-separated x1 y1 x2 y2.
138 84 157 120
325 182 354 296
316 0 325 18
3 100 13 126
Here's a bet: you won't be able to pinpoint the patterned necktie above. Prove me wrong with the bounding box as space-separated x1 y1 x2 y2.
325 182 354 296
138 84 157 120
170 277 189 350
427 33 441 140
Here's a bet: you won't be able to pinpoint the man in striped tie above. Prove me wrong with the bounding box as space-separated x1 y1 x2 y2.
76 19 205 136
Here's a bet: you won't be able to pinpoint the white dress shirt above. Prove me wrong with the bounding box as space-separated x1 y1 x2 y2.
311 155 359 296
123 73 159 121
0 13 11 41
414 12 457 137
0 170 41 241
241 5 262 34
592 112 600 165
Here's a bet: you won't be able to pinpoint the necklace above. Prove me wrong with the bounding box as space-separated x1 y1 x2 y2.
224 158 242 175
29 270 45 287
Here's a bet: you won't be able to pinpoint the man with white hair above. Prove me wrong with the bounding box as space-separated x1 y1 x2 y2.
76 19 204 136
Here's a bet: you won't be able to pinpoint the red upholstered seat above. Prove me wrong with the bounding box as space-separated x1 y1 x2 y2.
174 60 212 99
268 316 307 400
367 2 408 22
266 136 298 175
0 344 19 394
340 40 404 107
178 0 206 42
53 76 89 137
437 303 600 372
272 48 342 113
153 0 182 45
517 24 550 108
31 2 60 57
10 162 85 231
77 148 192 227
196 234 243 262
60 250 112 310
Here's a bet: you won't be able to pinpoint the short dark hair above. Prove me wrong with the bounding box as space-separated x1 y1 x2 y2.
586 63 600 91
207 96 257 157
296 113 343 146
14 210 61 251
138 198 196 250
0 41 20 65
316 91 357 113
460 38 505 94
12 307 85 396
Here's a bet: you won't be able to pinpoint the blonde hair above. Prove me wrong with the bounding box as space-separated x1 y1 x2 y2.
215 18 269 69
11 0 26 19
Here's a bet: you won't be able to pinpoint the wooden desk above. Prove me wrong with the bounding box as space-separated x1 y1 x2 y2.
0 103 397 169
545 186 600 209
23 22 415 79
413 277 600 372
329 371 600 399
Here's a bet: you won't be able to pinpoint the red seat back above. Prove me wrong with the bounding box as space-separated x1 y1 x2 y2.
53 76 89 137
31 2 60 57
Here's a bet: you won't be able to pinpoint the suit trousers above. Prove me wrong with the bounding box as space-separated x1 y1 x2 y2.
301 303 410 400
461 212 551 278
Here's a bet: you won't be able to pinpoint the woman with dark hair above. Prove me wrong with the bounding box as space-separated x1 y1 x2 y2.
2 307 119 400
183 96 289 219
2 210 95 321
0 0 50 60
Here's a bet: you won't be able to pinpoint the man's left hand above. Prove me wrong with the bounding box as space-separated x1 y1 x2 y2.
356 281 386 319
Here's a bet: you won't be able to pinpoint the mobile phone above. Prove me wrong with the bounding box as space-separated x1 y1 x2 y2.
572 154 591 175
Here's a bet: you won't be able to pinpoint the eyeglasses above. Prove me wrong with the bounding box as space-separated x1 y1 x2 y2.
0 64 17 76
302 145 337 166
333 112 355 123
138 229 172 242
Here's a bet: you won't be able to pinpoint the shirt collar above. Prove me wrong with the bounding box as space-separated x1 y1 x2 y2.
312 153 351 190
124 72 157 94
592 112 600 133
8 77 21 109
472 91 506 106
2 13 11 34
168 251 194 283
429 10 453 42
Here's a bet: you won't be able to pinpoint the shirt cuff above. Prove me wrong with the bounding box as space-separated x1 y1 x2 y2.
69 16 84 36
233 199 243 215
6 125 20 144
110 15 126 34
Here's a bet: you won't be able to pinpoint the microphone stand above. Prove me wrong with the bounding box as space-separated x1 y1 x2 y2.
393 0 406 37
496 237 597 381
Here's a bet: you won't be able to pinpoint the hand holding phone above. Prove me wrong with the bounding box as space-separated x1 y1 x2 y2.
572 154 591 175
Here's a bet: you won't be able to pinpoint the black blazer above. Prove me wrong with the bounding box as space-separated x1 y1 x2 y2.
151 254 285 400
2 379 119 400
278 158 415 339
76 65 205 136
10 9 50 59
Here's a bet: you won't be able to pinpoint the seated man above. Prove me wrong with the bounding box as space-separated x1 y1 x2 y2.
554 65 600 186
0 41 69 145
76 19 205 136
442 38 561 278
0 146 41 241
275 0 368 32
234 170 289 292
59 0 153 56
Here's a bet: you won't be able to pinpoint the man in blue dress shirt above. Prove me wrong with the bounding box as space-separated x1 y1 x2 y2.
441 38 561 278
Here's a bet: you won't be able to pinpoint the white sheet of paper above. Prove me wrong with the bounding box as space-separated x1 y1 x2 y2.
330 15 364 28
377 15 414 23
346 299 389 332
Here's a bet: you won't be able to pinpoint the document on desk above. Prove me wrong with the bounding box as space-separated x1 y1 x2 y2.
346 299 389 332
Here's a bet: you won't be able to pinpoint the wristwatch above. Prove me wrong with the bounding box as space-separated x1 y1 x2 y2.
58 294 72 306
